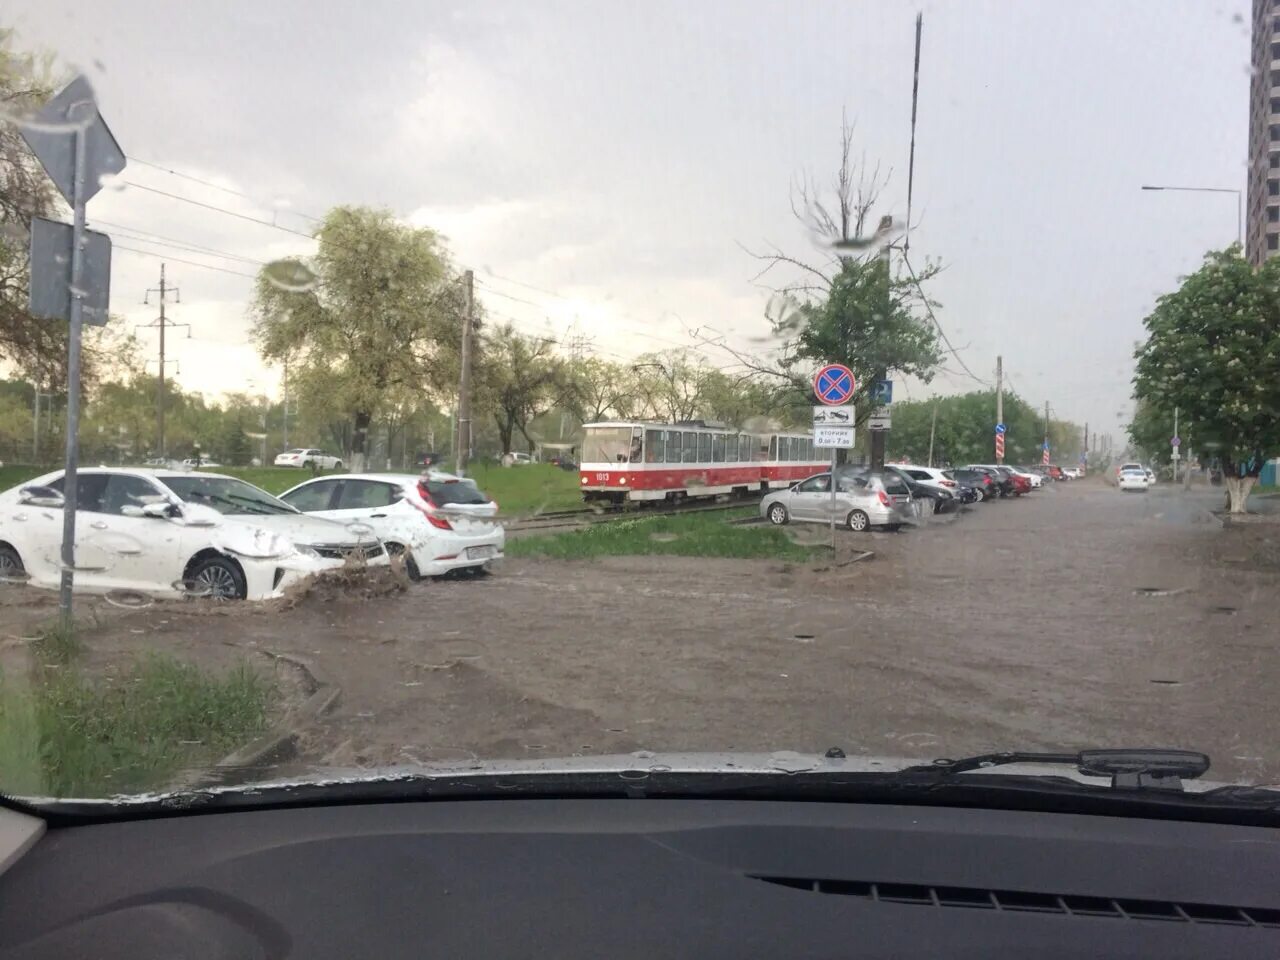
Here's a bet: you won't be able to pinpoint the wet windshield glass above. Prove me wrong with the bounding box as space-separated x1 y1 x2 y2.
1 3 1278 814
159 476 297 516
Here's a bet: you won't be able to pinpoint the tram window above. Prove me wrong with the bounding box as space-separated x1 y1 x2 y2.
665 431 681 463
769 436 778 460
739 434 751 461
712 434 725 462
683 432 697 462
697 433 711 461
805 438 814 459
645 429 663 463
725 434 738 462
629 430 643 463
779 437 791 460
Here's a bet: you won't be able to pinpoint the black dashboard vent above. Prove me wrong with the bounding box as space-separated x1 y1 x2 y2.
750 876 1280 928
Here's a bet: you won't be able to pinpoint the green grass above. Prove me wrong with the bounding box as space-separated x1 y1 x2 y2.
29 621 83 666
0 652 273 798
507 507 817 561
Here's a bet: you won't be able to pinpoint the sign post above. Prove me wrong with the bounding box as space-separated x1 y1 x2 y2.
994 422 1006 461
813 364 856 550
20 76 125 629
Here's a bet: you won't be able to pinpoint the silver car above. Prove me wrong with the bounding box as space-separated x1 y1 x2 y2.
760 470 914 532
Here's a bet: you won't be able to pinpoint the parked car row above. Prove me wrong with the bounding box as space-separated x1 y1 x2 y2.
0 466 503 602
759 460 1048 532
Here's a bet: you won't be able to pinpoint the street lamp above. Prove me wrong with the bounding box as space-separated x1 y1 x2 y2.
1141 184 1243 248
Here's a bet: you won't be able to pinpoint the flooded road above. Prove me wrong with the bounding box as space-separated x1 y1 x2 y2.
15 479 1280 785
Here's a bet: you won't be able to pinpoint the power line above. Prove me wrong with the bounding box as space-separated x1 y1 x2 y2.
126 155 323 222
97 224 266 266
122 181 319 241
114 245 258 279
901 252 990 386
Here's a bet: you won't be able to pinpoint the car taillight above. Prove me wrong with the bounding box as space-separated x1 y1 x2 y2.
941 479 956 487
412 481 454 530
877 490 891 507
425 512 452 530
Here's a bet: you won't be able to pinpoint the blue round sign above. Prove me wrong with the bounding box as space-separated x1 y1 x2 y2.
813 363 856 405
995 423 1007 435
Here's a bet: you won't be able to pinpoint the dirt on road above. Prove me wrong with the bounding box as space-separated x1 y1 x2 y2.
4 479 1279 786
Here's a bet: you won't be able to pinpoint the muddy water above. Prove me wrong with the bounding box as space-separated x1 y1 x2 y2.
14 480 1280 786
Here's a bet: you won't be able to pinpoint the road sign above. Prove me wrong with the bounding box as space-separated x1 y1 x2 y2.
1171 436 1181 447
29 217 111 325
868 407 891 431
812 405 854 426
813 363 856 406
1172 449 1181 460
995 433 1005 459
1041 446 1050 466
814 425 855 448
870 379 893 405
995 422 1006 435
18 75 125 207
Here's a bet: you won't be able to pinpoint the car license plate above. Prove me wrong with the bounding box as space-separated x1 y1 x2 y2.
467 545 496 560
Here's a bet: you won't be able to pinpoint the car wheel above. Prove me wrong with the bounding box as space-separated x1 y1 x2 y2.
387 543 422 582
973 488 985 502
189 555 247 600
333 460 344 470
846 509 870 532
0 544 26 583
302 460 313 469
767 503 789 525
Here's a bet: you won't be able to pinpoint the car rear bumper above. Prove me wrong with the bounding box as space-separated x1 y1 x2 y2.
411 529 506 577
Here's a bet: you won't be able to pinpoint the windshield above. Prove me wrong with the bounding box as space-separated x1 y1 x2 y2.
159 476 298 516
2 3 1279 822
425 479 490 506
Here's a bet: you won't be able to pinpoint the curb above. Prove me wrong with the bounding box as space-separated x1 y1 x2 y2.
209 650 341 779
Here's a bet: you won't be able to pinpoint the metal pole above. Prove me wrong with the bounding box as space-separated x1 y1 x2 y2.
455 269 474 476
829 447 837 551
58 109 89 629
282 356 289 450
1173 406 1179 482
927 402 938 467
157 263 166 457
32 387 40 463
995 355 1003 463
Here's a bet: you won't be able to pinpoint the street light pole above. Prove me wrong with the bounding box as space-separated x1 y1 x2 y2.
1141 184 1244 247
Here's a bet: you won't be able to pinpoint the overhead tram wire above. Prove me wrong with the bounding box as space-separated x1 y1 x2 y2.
900 251 990 387
97 226 267 267
125 155 324 222
114 245 258 279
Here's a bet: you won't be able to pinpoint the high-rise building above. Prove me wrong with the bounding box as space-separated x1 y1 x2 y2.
1248 0 1280 265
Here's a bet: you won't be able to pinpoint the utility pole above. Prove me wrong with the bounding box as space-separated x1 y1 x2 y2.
995 355 1003 464
869 246 891 470
1083 421 1088 473
927 401 938 467
1172 406 1179 482
1044 401 1050 462
136 264 187 458
455 269 475 476
281 356 290 450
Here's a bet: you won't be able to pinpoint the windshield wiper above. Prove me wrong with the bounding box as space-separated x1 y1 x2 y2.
225 493 293 514
902 749 1211 792
186 491 272 515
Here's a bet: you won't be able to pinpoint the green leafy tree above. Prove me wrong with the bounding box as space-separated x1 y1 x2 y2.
220 412 254 466
251 206 463 471
478 324 571 454
1133 247 1280 512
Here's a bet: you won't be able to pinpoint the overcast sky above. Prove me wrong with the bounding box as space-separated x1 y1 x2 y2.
8 0 1252 441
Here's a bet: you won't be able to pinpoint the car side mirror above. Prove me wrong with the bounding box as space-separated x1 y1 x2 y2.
121 501 176 519
18 485 65 509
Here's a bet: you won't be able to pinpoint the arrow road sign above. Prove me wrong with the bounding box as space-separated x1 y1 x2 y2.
995 423 1007 435
18 75 125 207
813 363 856 405
29 217 112 326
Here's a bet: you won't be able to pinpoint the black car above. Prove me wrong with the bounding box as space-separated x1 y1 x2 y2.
414 451 443 468
949 468 998 502
882 466 958 515
964 465 1016 498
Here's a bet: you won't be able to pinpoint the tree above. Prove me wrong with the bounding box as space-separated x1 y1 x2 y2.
251 206 463 471
478 324 571 455
567 357 637 423
709 112 941 451
1133 247 1280 512
220 411 254 466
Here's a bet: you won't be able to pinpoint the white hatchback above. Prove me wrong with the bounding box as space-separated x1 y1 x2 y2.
279 472 504 580
0 468 386 600
1118 468 1150 492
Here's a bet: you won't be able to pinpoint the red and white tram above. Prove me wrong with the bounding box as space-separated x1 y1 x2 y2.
579 420 828 503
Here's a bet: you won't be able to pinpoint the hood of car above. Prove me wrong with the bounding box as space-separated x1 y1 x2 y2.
230 511 377 546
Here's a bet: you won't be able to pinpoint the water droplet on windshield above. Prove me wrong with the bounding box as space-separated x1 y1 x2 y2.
263 258 318 292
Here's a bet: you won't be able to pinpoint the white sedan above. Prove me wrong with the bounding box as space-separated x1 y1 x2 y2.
279 472 504 580
1118 468 1151 492
274 448 345 469
0 468 386 601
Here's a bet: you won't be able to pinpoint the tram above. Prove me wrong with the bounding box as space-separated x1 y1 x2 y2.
579 420 828 503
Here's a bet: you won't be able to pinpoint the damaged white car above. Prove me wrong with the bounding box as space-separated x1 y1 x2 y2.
0 468 387 601
279 472 503 580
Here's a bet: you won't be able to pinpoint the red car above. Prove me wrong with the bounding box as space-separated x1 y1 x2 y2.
1045 464 1064 481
